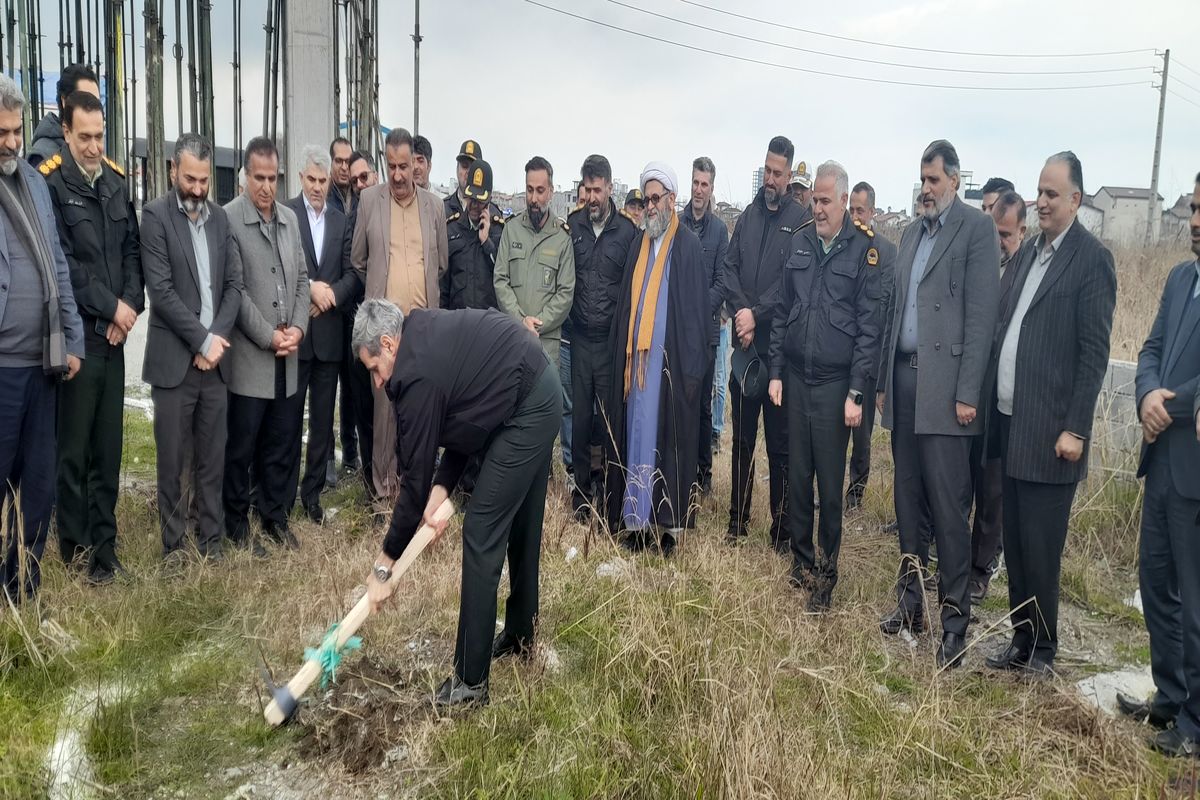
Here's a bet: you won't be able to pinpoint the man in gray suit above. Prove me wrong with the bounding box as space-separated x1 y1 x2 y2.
1120 173 1200 757
222 136 309 552
877 140 999 668
141 133 243 561
984 153 1116 675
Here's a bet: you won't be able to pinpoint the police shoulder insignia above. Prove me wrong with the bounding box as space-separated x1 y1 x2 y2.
492 214 505 225
104 157 125 177
447 211 461 223
39 154 62 176
619 209 637 224
560 220 571 234
866 247 879 267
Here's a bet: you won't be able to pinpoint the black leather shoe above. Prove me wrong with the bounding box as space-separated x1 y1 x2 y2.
492 630 533 660
660 530 678 558
325 461 339 488
1019 657 1054 678
1117 692 1174 730
86 564 115 586
937 633 966 669
879 606 923 636
304 503 324 524
1153 727 1200 758
985 643 1030 671
806 587 832 613
265 525 300 551
969 578 989 605
572 503 591 524
844 490 862 511
342 456 361 473
620 530 651 553
434 675 489 708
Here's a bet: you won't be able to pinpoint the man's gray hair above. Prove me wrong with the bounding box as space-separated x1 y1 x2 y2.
921 139 960 180
0 73 25 112
174 132 213 164
692 156 716 181
816 160 849 200
1045 150 1084 195
352 298 405 358
301 144 331 173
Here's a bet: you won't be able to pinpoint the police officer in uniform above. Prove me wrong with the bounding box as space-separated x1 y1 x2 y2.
624 188 646 229
445 139 483 219
493 156 576 367
565 154 639 520
42 90 143 583
441 159 504 310
768 161 880 611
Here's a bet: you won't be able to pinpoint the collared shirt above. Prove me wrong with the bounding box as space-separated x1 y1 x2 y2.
1193 259 1200 299
303 194 326 266
176 193 214 355
819 224 844 255
898 207 948 353
996 227 1070 415
385 190 427 313
77 161 101 188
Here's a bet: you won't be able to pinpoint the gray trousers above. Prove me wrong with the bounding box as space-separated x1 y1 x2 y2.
152 366 228 556
890 359 974 636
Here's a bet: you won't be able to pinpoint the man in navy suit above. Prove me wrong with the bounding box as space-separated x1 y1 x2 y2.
285 146 359 523
1119 172 1200 758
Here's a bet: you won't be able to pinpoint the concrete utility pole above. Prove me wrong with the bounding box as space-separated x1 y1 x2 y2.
282 0 334 197
197 0 213 144
1146 48 1168 245
412 0 420 135
143 0 165 201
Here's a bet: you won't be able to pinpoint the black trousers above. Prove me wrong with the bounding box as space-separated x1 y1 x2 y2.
697 343 717 485
787 371 851 588
890 359 973 636
153 365 227 556
970 442 1005 587
455 366 561 687
223 364 304 541
338 312 360 464
288 357 340 510
728 375 789 542
847 376 877 497
56 349 124 569
569 334 611 510
347 352 376 493
0 366 57 600
1140 446 1200 737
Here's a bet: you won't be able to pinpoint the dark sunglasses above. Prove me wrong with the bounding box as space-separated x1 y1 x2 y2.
644 193 667 206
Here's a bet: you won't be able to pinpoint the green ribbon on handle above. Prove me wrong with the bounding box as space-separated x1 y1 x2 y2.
304 623 362 689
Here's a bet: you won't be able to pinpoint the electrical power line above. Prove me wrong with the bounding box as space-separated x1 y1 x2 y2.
525 1 1151 92
674 0 1155 60
1174 59 1200 79
1173 76 1200 97
606 0 1151 76
1167 89 1200 112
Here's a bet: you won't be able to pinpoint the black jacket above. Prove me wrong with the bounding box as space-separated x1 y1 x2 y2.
567 200 640 340
383 308 549 559
28 112 63 167
723 189 812 354
42 147 144 358
678 205 729 344
440 207 504 310
284 195 359 363
769 217 881 395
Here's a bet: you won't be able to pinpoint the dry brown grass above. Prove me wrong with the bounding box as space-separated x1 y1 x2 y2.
1109 243 1183 362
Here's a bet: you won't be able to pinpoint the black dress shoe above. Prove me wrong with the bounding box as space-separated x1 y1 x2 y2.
806 587 832 613
265 525 300 550
85 564 115 586
1019 657 1054 678
984 643 1030 671
844 490 862 511
1116 692 1174 729
620 530 652 553
492 630 533 660
304 503 325 524
325 461 339 488
879 606 923 636
937 633 966 669
1153 727 1200 758
660 530 678 558
572 503 591 524
342 457 361 473
434 675 489 708
969 578 989 605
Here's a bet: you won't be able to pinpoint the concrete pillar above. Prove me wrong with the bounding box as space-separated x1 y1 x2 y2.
282 0 335 198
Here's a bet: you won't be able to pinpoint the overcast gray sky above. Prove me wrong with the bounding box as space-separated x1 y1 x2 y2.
98 0 1200 211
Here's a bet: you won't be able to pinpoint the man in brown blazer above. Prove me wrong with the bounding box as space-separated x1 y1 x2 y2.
351 127 448 502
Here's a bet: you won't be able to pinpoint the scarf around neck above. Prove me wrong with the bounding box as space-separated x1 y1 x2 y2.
623 211 678 398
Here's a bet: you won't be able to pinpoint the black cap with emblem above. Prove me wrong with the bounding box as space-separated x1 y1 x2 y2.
463 159 493 203
457 140 482 166
624 188 645 208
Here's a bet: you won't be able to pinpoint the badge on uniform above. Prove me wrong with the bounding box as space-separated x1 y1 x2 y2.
866 247 879 267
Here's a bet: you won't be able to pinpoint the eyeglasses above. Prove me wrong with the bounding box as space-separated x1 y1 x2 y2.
644 193 667 206
353 173 372 185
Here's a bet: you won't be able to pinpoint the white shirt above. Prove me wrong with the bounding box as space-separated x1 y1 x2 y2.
303 194 327 266
997 227 1070 415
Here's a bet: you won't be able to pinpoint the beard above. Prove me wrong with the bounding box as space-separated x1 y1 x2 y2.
645 208 670 239
587 201 608 224
528 203 546 228
0 146 19 175
764 186 780 206
176 187 204 214
921 188 955 221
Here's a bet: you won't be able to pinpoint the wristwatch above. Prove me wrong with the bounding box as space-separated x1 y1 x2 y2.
849 390 864 406
373 562 393 583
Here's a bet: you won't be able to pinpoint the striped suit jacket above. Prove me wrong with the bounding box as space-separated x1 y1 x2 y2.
989 219 1117 484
